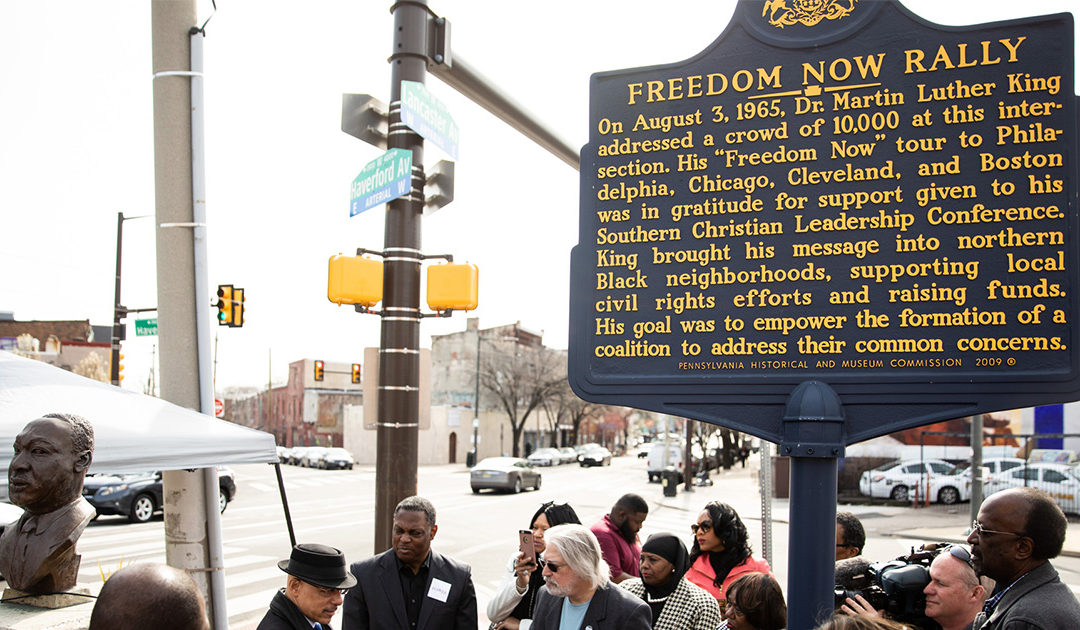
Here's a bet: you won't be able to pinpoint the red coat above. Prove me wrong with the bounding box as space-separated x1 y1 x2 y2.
685 554 772 602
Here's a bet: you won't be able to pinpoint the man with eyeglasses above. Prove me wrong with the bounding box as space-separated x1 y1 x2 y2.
922 545 985 630
967 487 1080 629
343 496 477 630
530 524 650 630
258 543 357 630
835 512 865 562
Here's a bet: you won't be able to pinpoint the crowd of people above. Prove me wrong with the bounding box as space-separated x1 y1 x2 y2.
68 486 1078 630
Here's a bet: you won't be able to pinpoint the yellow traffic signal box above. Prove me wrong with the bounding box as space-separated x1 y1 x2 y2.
427 263 478 311
328 255 383 307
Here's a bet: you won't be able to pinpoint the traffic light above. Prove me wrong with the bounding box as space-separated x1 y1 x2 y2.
351 363 361 384
427 263 479 311
327 254 383 306
216 285 234 326
117 353 125 382
232 288 245 328
314 360 325 382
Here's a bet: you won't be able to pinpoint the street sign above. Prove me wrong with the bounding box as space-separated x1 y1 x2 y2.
400 81 459 159
350 148 413 216
567 2 1079 445
134 318 158 337
214 398 224 418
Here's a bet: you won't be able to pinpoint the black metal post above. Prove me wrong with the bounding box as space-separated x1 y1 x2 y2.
374 0 428 554
111 211 125 386
781 381 845 629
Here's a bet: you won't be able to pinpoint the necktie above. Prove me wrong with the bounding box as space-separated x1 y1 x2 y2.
313 624 323 630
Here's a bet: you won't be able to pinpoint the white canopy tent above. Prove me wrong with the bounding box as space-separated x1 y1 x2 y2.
0 351 277 499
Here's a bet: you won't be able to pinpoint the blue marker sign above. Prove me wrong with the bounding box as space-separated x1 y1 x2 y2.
400 81 460 159
350 148 413 216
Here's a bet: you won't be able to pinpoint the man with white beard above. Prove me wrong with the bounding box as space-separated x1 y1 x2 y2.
529 524 650 630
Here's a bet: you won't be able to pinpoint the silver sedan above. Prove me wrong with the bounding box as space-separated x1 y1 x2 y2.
470 457 542 494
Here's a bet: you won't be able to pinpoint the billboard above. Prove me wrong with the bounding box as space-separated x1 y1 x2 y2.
568 0 1079 444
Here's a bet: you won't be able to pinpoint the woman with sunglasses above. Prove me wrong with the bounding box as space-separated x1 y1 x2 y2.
619 532 721 629
719 572 786 630
686 502 772 607
487 501 581 630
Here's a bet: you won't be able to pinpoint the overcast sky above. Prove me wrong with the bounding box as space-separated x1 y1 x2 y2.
2 0 1075 392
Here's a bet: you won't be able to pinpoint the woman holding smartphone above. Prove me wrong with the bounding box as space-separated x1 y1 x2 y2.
487 500 581 630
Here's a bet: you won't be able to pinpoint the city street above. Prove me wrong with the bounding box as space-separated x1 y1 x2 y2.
72 454 1080 628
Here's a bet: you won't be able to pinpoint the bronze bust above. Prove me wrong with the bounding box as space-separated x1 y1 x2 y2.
0 412 96 594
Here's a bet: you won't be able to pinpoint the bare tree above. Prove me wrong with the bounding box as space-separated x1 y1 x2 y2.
480 341 565 457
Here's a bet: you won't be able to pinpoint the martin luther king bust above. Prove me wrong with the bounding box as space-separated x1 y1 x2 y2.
0 413 96 595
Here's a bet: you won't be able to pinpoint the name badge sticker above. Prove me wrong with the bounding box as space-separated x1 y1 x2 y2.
428 578 451 603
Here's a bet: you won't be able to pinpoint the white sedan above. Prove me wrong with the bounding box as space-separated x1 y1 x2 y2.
984 463 1080 514
859 459 956 502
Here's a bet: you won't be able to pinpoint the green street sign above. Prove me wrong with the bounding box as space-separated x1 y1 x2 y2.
135 318 158 337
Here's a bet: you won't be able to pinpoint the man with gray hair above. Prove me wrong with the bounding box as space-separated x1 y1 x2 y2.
0 412 96 594
343 496 476 629
530 524 650 630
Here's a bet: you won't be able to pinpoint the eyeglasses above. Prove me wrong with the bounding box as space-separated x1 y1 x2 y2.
948 544 974 567
690 521 713 534
970 520 1025 538
309 583 349 597
538 557 565 573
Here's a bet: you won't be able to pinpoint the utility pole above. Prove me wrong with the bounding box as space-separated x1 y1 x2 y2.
372 0 429 553
150 2 225 627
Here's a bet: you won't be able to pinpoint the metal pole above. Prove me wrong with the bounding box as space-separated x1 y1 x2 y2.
788 456 838 627
472 328 480 464
970 414 984 521
151 1 216 625
110 212 124 386
274 463 297 548
374 0 428 553
759 439 773 566
189 29 228 630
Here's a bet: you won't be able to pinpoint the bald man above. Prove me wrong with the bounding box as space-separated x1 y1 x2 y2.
88 563 209 630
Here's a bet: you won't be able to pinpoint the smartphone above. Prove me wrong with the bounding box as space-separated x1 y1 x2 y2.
519 529 534 556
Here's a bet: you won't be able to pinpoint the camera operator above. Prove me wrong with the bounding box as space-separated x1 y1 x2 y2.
839 544 984 630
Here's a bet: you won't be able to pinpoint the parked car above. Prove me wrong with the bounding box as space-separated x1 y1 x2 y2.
927 466 990 505
557 447 579 464
985 462 1080 514
981 457 1027 475
527 448 562 467
83 467 237 523
300 447 329 468
579 446 612 467
470 457 541 494
858 459 956 502
287 446 308 466
320 448 355 470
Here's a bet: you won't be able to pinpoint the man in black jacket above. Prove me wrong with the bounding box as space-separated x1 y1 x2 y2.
343 496 477 630
968 487 1080 629
258 543 357 630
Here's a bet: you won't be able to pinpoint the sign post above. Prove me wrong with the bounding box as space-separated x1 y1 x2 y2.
568 1 1078 625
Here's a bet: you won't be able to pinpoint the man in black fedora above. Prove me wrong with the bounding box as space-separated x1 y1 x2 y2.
257 543 357 630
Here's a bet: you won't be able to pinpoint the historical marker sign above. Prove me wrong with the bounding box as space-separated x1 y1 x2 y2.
568 0 1079 444
401 80 460 159
350 148 413 216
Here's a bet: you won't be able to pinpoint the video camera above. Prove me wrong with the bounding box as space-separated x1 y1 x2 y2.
835 543 950 630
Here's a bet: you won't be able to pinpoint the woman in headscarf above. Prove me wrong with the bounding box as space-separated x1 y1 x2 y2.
720 572 787 630
487 501 581 630
619 532 722 629
686 501 772 607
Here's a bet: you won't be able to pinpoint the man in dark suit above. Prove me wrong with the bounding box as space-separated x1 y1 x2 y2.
0 413 96 594
530 524 650 630
343 496 476 630
258 543 357 630
968 487 1080 629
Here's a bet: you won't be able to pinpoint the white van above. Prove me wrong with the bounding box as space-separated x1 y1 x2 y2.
647 443 684 482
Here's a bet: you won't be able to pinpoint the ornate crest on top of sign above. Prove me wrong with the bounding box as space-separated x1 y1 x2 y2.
763 0 859 28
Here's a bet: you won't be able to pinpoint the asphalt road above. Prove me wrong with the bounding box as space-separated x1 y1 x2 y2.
70 454 1080 629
